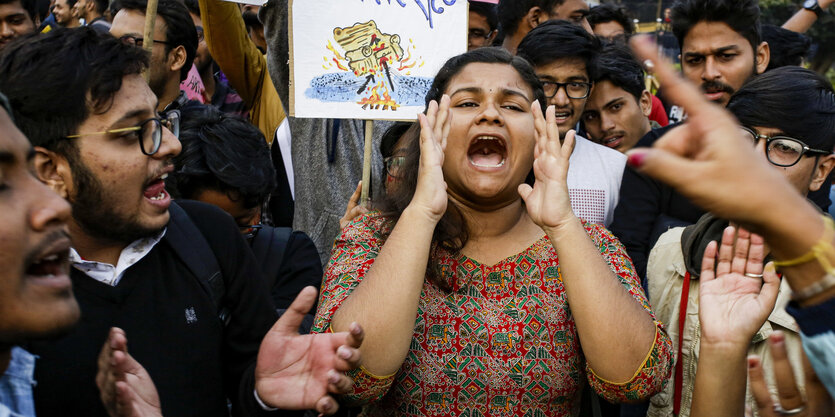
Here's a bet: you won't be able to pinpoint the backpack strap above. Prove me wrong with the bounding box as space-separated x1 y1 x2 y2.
250 225 293 291
165 202 230 325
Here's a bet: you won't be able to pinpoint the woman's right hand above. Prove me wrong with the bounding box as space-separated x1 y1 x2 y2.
408 95 451 223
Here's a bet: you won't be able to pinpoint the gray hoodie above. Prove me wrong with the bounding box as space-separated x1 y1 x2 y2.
261 0 393 266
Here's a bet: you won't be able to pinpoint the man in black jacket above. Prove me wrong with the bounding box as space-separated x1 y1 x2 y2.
0 28 362 417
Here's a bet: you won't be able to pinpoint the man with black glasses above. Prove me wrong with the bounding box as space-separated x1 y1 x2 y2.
0 28 363 417
517 20 626 227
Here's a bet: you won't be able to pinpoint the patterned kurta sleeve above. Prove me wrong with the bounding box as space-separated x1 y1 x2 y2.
581 223 674 403
311 213 397 404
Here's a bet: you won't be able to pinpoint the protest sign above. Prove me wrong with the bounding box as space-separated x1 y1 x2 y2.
289 0 468 121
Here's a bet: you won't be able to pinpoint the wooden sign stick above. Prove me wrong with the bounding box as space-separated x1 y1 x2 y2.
141 0 160 82
360 120 373 205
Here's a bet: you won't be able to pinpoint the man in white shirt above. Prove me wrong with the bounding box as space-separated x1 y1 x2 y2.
517 20 625 226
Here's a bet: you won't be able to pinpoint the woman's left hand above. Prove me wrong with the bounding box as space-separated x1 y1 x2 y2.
519 104 577 234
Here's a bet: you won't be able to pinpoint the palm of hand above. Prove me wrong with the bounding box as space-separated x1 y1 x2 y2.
255 332 346 409
699 273 771 343
412 97 450 220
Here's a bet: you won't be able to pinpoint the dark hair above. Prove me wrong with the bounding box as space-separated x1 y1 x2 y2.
63 0 78 8
595 42 645 100
380 122 413 158
587 4 634 36
0 0 40 22
761 24 809 71
671 0 761 51
728 66 835 152
183 0 199 17
517 19 601 80
382 47 544 289
0 27 148 157
168 102 276 209
91 0 108 14
109 0 121 19
469 0 498 31
119 0 197 82
497 0 563 38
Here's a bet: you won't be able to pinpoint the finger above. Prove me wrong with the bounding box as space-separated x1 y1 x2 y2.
731 227 751 275
716 226 736 277
532 102 547 150
332 345 362 372
425 100 438 136
326 369 354 394
271 286 317 335
748 356 776 417
545 106 559 152
314 395 340 416
561 129 576 162
745 232 767 276
518 183 533 203
630 35 729 125
769 332 805 411
700 240 718 283
759 262 780 311
435 95 450 149
344 322 364 349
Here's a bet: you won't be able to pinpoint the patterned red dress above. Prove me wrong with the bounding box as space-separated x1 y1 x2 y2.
314 214 673 416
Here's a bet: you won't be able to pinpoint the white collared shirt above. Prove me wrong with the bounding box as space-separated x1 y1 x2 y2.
69 229 166 286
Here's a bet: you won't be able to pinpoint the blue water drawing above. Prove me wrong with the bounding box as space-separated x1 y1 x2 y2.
305 71 433 107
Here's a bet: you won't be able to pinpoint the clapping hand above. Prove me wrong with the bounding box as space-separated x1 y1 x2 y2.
518 104 576 234
698 226 780 347
254 286 364 415
410 95 451 223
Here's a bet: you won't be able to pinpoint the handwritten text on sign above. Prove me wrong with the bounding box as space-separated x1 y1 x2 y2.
362 0 457 28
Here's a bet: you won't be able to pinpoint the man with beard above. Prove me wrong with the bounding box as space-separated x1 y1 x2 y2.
183 0 246 117
0 27 364 417
52 0 78 28
110 0 197 115
0 92 79 417
0 0 40 50
73 0 109 33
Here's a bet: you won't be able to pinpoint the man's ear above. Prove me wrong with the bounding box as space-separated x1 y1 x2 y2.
167 45 187 75
525 7 545 30
809 154 835 192
639 90 653 117
33 146 72 199
755 41 770 75
486 29 498 45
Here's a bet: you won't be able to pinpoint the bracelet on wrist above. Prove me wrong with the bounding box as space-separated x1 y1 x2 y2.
773 215 835 273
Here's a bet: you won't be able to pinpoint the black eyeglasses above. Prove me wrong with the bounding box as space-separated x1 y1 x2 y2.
239 224 262 240
741 126 831 167
468 29 493 42
384 155 405 178
66 110 180 156
540 80 592 99
119 34 172 48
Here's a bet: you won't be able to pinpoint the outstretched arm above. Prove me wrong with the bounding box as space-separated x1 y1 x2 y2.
783 0 833 33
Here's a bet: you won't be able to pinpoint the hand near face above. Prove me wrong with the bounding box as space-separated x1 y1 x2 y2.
698 226 780 347
96 328 162 417
518 104 576 234
626 36 798 227
410 96 451 223
254 286 364 415
339 181 368 230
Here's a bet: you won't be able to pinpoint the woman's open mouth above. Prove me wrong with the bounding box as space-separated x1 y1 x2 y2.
467 135 507 169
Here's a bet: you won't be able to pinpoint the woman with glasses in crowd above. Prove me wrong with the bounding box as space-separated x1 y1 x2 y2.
313 47 673 416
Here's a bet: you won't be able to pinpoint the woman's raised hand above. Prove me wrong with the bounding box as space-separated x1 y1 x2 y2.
409 95 451 223
519 104 577 234
698 226 780 348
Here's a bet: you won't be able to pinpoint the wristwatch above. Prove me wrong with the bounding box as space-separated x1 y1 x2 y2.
803 0 826 17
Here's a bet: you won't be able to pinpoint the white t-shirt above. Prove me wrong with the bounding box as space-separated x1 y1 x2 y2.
566 135 626 227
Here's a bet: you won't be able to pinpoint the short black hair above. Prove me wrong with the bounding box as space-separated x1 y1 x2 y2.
183 0 199 17
587 4 634 36
0 28 148 155
380 122 412 159
761 24 809 71
671 0 761 51
119 0 197 82
517 19 601 80
497 0 563 38
728 66 835 152
595 42 644 100
469 1 498 32
169 103 276 210
0 0 40 22
91 0 108 14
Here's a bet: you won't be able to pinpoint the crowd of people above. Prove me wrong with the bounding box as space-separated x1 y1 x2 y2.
0 0 833 416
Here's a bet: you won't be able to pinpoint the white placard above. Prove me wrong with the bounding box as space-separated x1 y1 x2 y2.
289 0 467 120
222 0 264 6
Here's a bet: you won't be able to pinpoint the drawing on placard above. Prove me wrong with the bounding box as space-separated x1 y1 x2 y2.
305 20 433 113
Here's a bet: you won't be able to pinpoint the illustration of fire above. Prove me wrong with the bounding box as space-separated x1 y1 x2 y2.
331 20 406 111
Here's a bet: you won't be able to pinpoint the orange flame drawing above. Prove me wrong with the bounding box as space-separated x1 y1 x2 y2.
357 82 398 111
